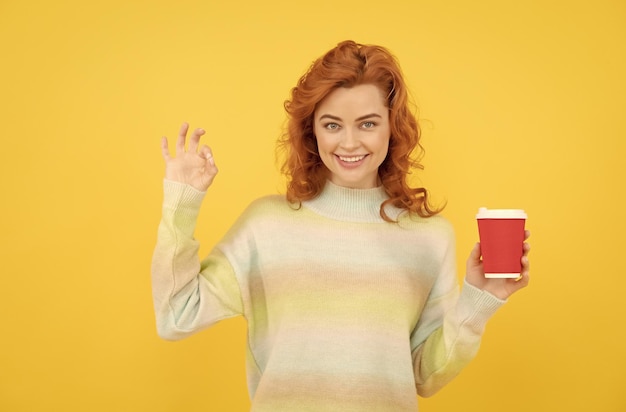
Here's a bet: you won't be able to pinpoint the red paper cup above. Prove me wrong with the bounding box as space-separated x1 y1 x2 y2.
476 208 527 278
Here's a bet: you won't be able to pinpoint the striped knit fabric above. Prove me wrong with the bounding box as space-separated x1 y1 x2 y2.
151 180 505 411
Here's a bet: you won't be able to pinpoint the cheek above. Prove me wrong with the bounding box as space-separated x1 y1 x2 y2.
377 134 391 155
315 133 333 153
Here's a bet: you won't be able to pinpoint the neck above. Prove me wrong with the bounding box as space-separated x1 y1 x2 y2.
301 181 401 223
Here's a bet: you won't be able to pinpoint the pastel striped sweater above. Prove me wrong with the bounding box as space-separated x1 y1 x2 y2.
151 180 505 411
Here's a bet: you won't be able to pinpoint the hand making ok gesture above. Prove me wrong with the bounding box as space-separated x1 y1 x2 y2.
161 122 218 192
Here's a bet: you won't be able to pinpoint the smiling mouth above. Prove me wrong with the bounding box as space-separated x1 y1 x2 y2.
336 154 367 163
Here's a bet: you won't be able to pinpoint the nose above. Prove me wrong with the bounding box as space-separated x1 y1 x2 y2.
340 127 359 151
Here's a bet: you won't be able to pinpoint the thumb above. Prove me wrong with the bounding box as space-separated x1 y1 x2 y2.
465 242 485 284
467 242 482 265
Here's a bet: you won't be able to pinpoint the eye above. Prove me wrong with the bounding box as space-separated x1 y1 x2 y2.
324 122 340 130
361 121 376 129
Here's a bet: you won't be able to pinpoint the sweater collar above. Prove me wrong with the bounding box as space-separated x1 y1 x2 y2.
301 181 402 223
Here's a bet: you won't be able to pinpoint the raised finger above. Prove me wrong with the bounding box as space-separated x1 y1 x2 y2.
161 136 171 161
176 122 189 155
188 128 206 153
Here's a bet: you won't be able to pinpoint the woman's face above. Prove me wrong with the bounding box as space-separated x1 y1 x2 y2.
313 84 390 189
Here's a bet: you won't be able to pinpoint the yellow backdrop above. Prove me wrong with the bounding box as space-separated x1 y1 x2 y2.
1 0 624 410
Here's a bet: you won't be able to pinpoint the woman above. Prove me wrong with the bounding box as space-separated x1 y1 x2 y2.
152 40 530 411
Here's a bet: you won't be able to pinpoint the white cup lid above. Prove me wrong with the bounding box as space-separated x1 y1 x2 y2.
476 207 527 219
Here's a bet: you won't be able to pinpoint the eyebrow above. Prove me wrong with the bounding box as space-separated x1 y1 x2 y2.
318 113 383 122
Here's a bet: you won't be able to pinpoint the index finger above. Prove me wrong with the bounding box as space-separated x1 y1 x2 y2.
187 127 206 153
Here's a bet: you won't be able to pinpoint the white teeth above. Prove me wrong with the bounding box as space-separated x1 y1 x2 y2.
338 155 365 162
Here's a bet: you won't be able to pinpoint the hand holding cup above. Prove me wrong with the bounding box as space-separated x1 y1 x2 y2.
465 208 530 300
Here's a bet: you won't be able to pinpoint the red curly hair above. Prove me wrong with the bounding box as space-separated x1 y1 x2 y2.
279 40 443 221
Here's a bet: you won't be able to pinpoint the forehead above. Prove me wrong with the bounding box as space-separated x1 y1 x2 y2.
316 84 388 116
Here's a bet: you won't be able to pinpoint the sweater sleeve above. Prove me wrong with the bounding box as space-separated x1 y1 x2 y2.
410 224 505 397
150 180 244 341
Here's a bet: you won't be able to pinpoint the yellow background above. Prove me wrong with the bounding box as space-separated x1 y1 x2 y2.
1 0 624 410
